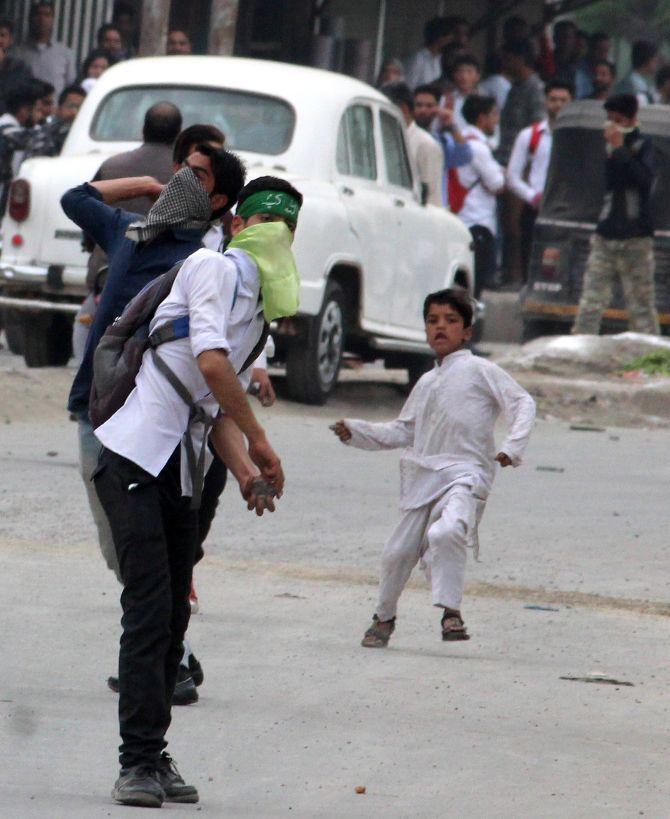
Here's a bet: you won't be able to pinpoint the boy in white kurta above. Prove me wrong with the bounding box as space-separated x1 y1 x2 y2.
332 289 535 646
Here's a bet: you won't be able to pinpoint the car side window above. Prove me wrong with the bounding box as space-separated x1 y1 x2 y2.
380 110 413 189
337 105 377 180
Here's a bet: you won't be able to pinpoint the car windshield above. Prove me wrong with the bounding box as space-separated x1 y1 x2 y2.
91 85 295 155
544 128 670 230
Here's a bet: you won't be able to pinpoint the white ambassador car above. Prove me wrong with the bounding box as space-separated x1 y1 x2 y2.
0 56 474 403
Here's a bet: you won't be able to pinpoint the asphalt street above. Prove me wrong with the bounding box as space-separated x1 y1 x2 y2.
0 348 669 817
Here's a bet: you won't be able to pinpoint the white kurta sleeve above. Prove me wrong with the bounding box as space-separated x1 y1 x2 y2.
344 388 418 451
481 361 536 466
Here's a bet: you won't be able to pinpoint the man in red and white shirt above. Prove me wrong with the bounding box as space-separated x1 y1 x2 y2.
507 80 573 277
451 95 505 296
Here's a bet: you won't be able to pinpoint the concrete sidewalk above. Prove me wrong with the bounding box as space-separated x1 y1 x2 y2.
1 540 668 818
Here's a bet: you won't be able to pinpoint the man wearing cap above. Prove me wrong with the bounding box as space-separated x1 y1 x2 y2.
92 174 303 808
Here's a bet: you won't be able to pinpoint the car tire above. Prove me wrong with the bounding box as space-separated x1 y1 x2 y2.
22 313 73 367
2 309 25 355
285 281 346 405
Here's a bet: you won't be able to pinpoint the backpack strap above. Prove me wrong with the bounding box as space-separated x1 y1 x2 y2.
148 257 242 349
529 122 544 156
150 348 213 510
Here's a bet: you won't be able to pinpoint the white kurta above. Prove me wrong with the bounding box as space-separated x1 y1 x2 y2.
344 348 536 618
345 349 536 510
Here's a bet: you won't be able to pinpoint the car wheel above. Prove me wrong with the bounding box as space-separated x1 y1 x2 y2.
22 312 73 367
2 309 25 355
285 281 346 405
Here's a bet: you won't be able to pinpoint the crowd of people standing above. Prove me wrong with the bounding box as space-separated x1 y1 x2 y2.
379 13 668 295
0 1 197 218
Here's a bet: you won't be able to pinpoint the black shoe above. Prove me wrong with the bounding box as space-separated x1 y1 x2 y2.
107 667 198 706
156 752 199 803
188 653 204 687
112 764 165 807
172 665 199 706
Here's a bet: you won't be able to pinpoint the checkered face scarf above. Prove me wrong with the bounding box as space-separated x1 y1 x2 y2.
125 166 212 243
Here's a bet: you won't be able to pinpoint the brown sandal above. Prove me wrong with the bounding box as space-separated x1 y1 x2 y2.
361 615 396 648
441 609 470 641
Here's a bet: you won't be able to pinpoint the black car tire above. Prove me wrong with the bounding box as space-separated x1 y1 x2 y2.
2 309 25 355
22 312 73 367
285 281 346 405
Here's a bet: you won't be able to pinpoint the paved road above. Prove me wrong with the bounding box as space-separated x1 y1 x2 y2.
0 349 669 816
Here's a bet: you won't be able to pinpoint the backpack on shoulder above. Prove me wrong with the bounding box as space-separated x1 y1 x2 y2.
89 257 268 508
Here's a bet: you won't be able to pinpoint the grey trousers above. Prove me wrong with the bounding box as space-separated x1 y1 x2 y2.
78 418 121 581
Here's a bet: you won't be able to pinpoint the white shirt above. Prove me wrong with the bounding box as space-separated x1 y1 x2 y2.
506 119 552 206
456 126 505 235
405 121 444 207
405 47 442 89
344 349 535 510
203 223 225 252
96 247 264 492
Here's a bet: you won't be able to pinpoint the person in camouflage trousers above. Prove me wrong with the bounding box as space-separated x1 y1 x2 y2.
573 93 659 335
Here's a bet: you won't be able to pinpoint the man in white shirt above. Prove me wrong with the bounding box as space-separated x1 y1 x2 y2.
451 95 505 296
382 81 444 206
507 80 573 277
93 176 302 807
405 17 451 89
14 2 75 97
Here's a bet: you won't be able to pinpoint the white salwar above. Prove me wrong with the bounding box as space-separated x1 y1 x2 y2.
345 349 536 619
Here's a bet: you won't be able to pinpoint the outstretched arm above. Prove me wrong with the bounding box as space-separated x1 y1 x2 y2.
331 388 419 451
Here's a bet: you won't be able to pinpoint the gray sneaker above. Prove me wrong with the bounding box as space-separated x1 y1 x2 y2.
156 752 199 803
112 764 165 807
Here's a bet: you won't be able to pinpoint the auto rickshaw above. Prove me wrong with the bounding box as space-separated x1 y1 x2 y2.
521 100 670 339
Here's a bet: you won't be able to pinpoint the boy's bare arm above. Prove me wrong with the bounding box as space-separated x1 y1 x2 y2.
198 349 284 492
210 416 277 515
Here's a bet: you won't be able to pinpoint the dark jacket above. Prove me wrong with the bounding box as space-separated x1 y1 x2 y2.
597 129 655 240
63 183 204 417
86 142 176 287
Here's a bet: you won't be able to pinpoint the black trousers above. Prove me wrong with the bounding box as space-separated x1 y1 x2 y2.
520 204 537 283
470 225 496 298
94 446 198 769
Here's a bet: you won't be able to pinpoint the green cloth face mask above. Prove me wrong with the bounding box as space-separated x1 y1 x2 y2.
228 221 300 322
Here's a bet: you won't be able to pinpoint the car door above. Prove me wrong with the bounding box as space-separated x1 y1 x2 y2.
335 104 398 326
378 109 450 333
